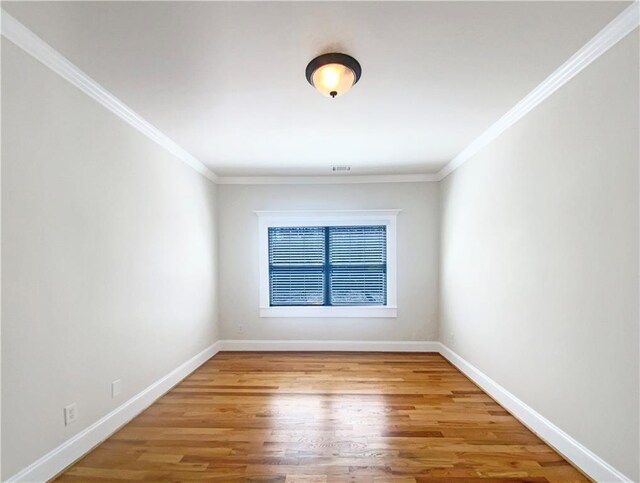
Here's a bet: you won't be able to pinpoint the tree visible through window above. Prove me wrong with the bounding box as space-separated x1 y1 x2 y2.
268 225 387 306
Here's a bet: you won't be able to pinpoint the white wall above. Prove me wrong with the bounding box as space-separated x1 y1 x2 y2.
1 41 219 479
218 182 440 341
439 33 639 481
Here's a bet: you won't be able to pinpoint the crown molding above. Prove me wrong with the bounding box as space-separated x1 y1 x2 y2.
0 9 218 184
216 173 439 185
2 2 638 186
437 1 640 180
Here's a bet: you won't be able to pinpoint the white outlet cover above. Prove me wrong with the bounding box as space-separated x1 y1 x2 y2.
112 379 122 398
64 403 77 426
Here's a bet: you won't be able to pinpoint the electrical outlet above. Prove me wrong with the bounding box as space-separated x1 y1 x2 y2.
237 324 245 335
112 379 122 398
64 403 78 426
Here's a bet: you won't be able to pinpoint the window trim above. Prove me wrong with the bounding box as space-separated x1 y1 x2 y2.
257 210 399 318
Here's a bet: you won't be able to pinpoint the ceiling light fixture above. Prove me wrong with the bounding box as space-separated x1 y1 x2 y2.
305 53 362 98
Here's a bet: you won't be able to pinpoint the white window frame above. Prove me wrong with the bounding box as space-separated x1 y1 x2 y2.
257 209 399 318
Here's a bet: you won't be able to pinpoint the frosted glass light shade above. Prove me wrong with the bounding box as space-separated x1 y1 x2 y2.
311 63 357 98
306 53 362 98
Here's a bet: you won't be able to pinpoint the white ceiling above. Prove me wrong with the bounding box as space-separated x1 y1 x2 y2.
4 1 629 177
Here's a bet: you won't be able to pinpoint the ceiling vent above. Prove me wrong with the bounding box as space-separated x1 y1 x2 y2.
332 166 351 172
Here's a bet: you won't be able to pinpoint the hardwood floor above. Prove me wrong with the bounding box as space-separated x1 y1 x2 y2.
54 352 588 482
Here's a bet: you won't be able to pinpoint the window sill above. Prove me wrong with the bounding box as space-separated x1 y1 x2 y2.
259 306 398 318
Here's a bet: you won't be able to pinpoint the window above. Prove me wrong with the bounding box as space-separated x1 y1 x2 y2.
258 210 398 318
269 225 387 306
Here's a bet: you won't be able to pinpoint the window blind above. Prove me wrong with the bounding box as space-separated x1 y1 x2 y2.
269 227 325 306
268 225 387 306
328 225 386 305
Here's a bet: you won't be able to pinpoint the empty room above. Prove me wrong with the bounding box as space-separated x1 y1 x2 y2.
1 1 638 482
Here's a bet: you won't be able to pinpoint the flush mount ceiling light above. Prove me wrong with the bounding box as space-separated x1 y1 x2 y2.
305 53 362 98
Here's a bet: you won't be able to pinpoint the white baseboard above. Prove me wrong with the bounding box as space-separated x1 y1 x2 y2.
438 343 632 483
8 340 630 483
6 341 222 483
220 339 440 352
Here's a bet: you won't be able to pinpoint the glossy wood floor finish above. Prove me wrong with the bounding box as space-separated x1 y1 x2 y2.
55 352 588 482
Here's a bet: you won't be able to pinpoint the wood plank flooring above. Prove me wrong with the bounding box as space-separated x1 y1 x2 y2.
54 352 589 482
